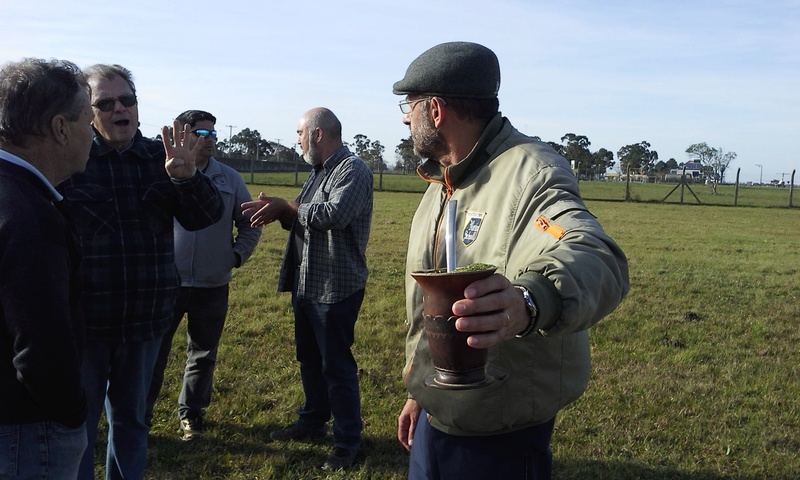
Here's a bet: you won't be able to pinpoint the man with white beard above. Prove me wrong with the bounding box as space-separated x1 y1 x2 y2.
241 107 373 470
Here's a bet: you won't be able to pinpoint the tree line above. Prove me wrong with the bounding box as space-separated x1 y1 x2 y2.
216 129 389 173
216 128 735 186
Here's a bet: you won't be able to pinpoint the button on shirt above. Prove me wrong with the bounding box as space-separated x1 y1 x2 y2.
277 146 373 304
58 130 224 341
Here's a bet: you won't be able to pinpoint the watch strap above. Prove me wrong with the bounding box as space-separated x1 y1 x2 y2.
514 285 539 338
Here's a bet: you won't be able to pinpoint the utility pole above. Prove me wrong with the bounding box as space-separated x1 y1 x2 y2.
250 131 259 184
274 139 281 162
225 125 236 156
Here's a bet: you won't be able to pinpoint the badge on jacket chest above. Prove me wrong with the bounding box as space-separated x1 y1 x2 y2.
462 211 485 246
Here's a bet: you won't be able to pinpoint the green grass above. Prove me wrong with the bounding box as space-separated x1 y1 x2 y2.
104 181 800 479
245 171 798 208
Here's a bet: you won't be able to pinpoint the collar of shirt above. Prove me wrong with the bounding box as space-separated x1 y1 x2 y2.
320 146 356 174
91 128 148 157
417 113 504 187
0 148 62 201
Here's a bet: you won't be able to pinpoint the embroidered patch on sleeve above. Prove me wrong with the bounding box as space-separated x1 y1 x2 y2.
535 215 566 240
462 211 486 246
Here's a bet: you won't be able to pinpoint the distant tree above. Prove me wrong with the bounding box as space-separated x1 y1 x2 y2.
370 141 386 172
395 136 420 173
618 141 658 174
353 134 387 172
591 148 615 178
685 142 737 193
223 128 268 160
666 158 678 170
560 133 593 178
352 134 370 163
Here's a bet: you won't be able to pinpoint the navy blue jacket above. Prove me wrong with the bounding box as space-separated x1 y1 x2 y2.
0 159 86 428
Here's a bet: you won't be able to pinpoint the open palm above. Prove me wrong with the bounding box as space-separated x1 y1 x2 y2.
162 120 203 179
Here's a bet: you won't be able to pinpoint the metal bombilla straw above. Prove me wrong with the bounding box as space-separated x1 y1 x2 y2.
445 199 457 272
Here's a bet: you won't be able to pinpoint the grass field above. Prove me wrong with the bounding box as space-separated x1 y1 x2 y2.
115 180 800 479
244 171 798 208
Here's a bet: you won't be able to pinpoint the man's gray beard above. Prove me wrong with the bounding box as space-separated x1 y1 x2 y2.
411 109 446 160
303 139 319 166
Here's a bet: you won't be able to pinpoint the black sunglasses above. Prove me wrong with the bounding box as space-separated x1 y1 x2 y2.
192 129 217 139
92 94 137 112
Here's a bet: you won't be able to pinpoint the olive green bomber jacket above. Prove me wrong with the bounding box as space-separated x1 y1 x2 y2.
403 114 630 436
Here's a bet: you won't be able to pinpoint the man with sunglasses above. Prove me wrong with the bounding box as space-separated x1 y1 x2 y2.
146 110 261 441
58 64 224 480
394 42 630 480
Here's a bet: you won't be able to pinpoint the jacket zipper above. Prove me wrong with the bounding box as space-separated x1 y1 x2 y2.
419 167 455 270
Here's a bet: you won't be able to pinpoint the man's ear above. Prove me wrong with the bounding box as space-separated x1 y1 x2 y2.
51 115 69 146
429 97 447 128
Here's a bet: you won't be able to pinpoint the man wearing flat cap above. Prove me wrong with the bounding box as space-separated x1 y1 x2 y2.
395 41 630 479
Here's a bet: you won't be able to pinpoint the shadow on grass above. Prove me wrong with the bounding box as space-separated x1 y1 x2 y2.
554 459 792 480
93 418 786 480
146 420 408 479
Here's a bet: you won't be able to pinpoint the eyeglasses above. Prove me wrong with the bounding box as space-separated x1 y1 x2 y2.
91 94 137 112
192 129 217 139
399 97 431 114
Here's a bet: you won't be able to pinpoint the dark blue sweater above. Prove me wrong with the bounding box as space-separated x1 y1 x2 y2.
0 160 86 428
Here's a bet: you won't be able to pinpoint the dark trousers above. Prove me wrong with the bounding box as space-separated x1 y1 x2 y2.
291 279 364 451
408 409 555 480
146 285 229 424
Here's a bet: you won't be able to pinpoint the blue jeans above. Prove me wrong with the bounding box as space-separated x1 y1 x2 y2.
79 337 161 480
409 410 555 480
147 286 229 422
0 422 86 479
291 282 364 452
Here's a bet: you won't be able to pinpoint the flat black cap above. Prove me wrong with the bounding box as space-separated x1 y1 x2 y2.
393 42 500 99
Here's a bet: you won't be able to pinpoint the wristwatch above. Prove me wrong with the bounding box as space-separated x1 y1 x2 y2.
514 286 539 338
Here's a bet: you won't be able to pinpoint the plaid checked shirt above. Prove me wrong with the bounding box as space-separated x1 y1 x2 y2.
277 147 373 303
59 130 224 342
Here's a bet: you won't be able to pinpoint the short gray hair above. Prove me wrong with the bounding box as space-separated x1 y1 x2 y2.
305 107 342 140
83 63 136 96
0 58 88 148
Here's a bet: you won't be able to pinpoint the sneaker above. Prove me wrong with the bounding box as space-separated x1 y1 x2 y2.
269 422 326 442
179 416 203 441
323 447 358 470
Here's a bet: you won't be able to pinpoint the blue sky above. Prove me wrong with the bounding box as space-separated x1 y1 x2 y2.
2 0 798 184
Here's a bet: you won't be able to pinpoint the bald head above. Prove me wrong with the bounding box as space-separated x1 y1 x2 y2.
304 107 342 139
297 107 343 166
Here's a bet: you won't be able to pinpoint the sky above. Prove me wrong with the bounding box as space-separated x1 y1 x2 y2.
2 0 798 184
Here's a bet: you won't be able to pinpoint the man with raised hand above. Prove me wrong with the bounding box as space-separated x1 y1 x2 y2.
59 64 224 480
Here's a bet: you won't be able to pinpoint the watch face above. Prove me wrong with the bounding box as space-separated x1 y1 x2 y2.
517 286 536 312
516 286 537 315
515 286 538 338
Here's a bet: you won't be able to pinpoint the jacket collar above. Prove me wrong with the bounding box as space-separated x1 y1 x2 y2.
417 113 505 190
90 128 147 157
